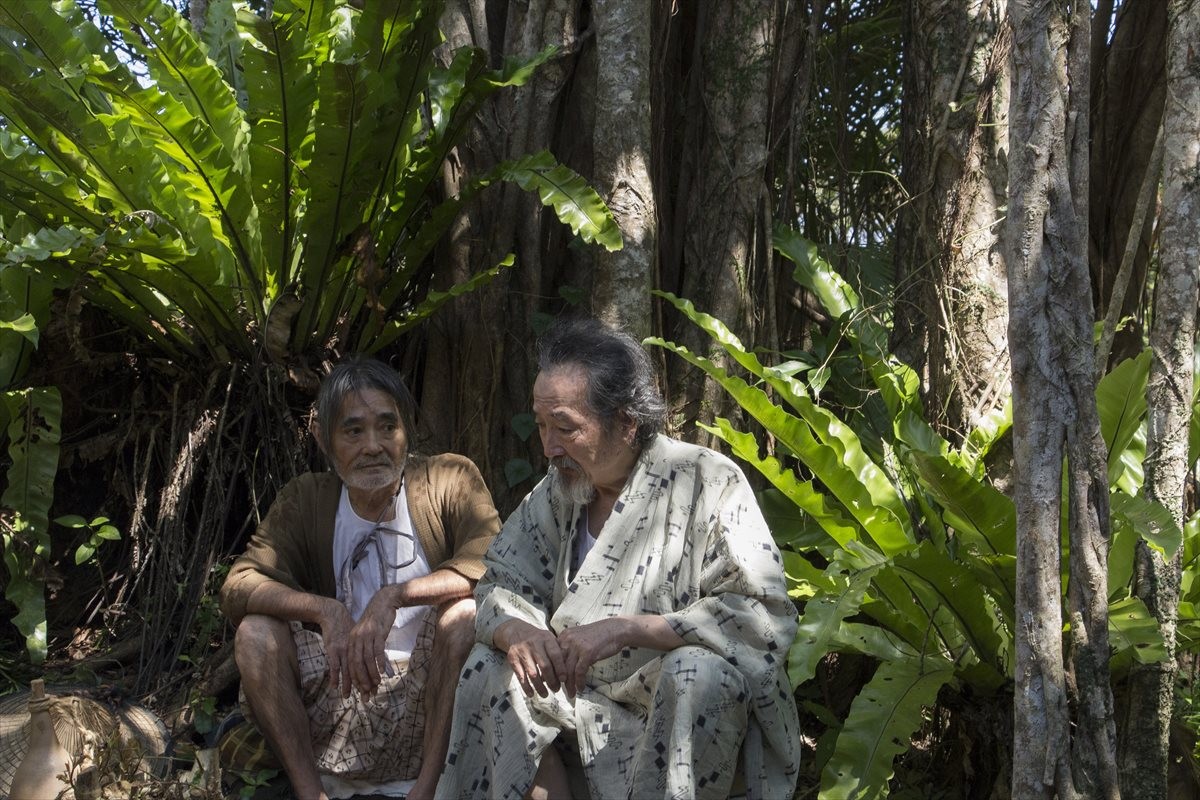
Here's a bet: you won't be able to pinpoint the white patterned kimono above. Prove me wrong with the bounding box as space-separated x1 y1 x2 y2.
436 436 801 800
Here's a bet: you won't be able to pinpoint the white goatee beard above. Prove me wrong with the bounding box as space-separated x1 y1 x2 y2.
552 457 596 506
339 458 405 491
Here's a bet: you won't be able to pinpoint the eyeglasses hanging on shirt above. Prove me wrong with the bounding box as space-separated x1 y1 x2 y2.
339 523 418 605
339 523 417 680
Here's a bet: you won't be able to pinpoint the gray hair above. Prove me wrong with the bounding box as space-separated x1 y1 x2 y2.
315 357 416 451
536 317 666 447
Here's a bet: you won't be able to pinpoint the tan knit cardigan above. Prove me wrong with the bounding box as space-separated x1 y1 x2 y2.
220 454 501 625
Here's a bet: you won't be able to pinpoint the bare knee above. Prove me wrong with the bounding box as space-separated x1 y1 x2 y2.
234 614 297 682
433 597 477 664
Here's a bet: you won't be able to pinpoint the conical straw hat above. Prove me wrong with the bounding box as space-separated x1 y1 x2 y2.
0 684 171 797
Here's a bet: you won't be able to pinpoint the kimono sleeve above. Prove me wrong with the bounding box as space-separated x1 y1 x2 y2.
660 466 797 671
474 477 565 646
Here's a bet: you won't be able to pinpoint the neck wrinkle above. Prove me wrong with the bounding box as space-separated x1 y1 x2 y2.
347 481 401 523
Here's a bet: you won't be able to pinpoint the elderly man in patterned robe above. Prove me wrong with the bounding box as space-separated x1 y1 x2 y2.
436 318 800 800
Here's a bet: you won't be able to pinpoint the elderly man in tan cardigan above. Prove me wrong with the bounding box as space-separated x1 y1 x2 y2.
221 357 500 800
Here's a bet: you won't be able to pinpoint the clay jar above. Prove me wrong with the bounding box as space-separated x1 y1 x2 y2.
9 679 73 800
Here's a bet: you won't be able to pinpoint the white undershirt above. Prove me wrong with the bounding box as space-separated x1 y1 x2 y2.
331 481 432 660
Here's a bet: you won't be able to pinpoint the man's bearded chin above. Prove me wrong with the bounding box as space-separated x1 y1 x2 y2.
340 457 405 491
551 457 596 505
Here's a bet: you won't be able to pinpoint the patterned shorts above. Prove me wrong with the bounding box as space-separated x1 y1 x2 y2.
239 610 436 781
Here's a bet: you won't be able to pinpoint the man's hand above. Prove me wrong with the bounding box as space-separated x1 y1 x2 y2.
316 599 358 698
495 619 568 698
345 587 401 695
557 614 686 697
556 618 630 698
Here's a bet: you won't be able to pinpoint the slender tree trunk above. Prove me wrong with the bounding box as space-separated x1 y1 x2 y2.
1007 1 1117 797
894 0 1011 442
425 0 587 511
766 0 822 360
1120 1 1200 795
1006 2 1075 784
665 0 781 439
591 0 655 340
1088 1 1168 369
188 0 208 31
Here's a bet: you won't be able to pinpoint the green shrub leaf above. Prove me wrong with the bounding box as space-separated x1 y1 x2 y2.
510 413 537 442
1 387 62 663
649 332 913 555
496 151 623 251
789 567 877 687
504 458 535 488
1096 350 1150 484
1108 596 1167 672
820 657 956 800
1110 490 1182 559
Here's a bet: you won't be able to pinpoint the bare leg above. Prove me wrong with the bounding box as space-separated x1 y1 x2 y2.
234 615 329 800
525 743 572 800
405 597 477 799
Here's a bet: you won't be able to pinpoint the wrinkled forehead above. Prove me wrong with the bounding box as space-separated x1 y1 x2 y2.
532 365 595 418
335 388 402 426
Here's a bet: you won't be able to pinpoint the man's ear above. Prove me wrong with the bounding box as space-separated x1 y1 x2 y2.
622 412 638 446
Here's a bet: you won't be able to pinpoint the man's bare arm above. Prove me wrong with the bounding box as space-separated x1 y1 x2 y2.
377 567 474 609
244 581 344 628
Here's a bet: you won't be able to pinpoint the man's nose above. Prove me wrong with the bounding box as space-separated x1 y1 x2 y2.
540 431 563 458
362 429 384 452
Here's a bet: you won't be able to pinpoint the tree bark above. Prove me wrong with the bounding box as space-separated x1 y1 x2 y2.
663 0 782 440
1087 1 1168 369
893 0 1012 442
1119 1 1200 795
423 0 588 512
591 0 656 340
416 1 808 503
1006 1 1117 797
1006 4 1075 786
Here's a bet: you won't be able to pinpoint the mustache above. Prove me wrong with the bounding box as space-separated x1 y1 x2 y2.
550 456 582 472
352 457 397 470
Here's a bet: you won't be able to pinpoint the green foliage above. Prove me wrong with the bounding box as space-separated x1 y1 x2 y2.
230 767 280 799
511 413 537 442
0 257 56 392
56 515 121 565
189 692 220 737
795 0 902 302
820 658 956 799
0 0 619 367
649 226 1193 799
0 387 61 663
179 561 230 670
1190 360 1200 465
1181 669 1200 771
504 458 535 488
0 0 619 665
